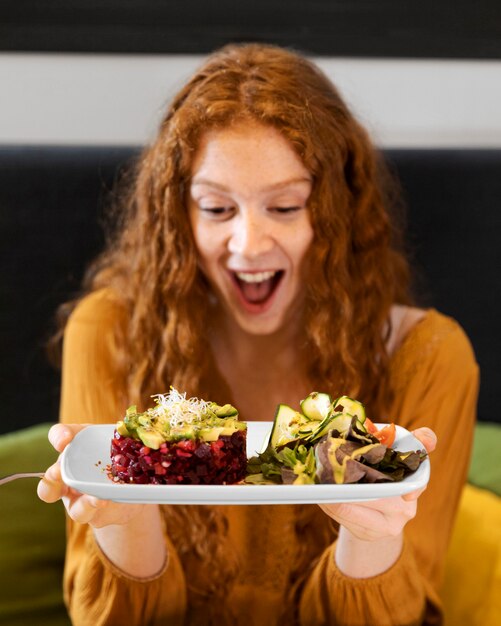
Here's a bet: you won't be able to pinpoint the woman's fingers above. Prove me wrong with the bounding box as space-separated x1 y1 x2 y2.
48 423 90 452
319 495 418 541
63 493 107 525
401 486 427 502
39 423 91 504
39 422 130 527
36 461 80 502
37 461 67 502
38 460 108 524
411 426 437 454
319 503 381 541
63 494 144 528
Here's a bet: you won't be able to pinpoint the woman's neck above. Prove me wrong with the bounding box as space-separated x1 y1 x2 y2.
207 310 312 420
209 308 304 373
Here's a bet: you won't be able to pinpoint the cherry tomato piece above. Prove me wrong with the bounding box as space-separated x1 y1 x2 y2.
373 423 396 447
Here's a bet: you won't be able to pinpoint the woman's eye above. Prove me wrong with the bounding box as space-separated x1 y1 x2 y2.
200 207 234 218
272 206 302 214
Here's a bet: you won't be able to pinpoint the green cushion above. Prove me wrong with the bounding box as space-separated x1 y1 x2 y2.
468 422 501 497
0 423 70 626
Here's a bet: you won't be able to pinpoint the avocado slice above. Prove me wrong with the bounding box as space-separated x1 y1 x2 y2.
213 403 239 418
136 427 164 450
116 420 131 437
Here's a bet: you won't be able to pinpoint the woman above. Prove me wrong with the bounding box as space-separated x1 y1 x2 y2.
38 43 478 625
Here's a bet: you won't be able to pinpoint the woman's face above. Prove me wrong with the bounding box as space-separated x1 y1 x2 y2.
188 121 314 336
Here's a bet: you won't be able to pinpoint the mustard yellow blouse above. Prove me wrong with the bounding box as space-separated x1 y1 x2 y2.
60 291 479 626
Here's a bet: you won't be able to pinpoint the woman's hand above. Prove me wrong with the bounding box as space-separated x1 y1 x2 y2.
37 423 145 528
38 423 167 578
318 427 437 577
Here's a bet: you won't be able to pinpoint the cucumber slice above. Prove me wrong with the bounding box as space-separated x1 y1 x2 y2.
268 404 310 449
308 411 346 442
300 392 332 421
332 396 366 423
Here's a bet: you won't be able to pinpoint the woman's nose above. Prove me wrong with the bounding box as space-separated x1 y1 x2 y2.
227 212 274 258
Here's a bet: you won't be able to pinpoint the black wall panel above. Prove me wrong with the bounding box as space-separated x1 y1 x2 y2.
1 1 500 58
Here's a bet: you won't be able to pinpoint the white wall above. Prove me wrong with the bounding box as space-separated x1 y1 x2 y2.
1 53 501 147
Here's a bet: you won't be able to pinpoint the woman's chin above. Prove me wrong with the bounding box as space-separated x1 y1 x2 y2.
225 296 299 337
231 314 285 336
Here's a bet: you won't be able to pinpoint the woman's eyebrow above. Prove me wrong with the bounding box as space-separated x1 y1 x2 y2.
190 179 230 191
191 176 311 191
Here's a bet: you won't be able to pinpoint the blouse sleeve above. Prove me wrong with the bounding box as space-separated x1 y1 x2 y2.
298 312 479 626
59 290 187 626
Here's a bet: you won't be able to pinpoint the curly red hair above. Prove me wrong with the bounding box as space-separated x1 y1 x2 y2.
64 42 411 419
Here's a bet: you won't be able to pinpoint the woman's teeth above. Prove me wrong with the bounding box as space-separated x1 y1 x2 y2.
233 270 282 305
235 271 276 283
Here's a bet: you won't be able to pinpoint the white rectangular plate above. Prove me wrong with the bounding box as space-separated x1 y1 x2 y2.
60 422 430 505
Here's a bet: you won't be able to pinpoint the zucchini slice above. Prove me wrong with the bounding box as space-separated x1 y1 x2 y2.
328 414 356 437
331 396 366 423
268 404 310 449
298 420 322 435
300 392 332 421
308 411 346 442
309 397 366 442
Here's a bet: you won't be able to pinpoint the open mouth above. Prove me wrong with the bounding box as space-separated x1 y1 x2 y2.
231 270 284 307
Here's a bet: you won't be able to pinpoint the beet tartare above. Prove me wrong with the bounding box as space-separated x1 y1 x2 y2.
109 389 247 485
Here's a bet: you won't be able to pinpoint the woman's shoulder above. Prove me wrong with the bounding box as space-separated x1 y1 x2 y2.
397 307 475 359
68 288 127 328
390 306 479 391
63 289 128 351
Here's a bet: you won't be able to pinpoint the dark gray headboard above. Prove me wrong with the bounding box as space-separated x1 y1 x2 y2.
1 146 499 433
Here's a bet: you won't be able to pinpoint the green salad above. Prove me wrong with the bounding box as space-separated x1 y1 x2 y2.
246 392 427 485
